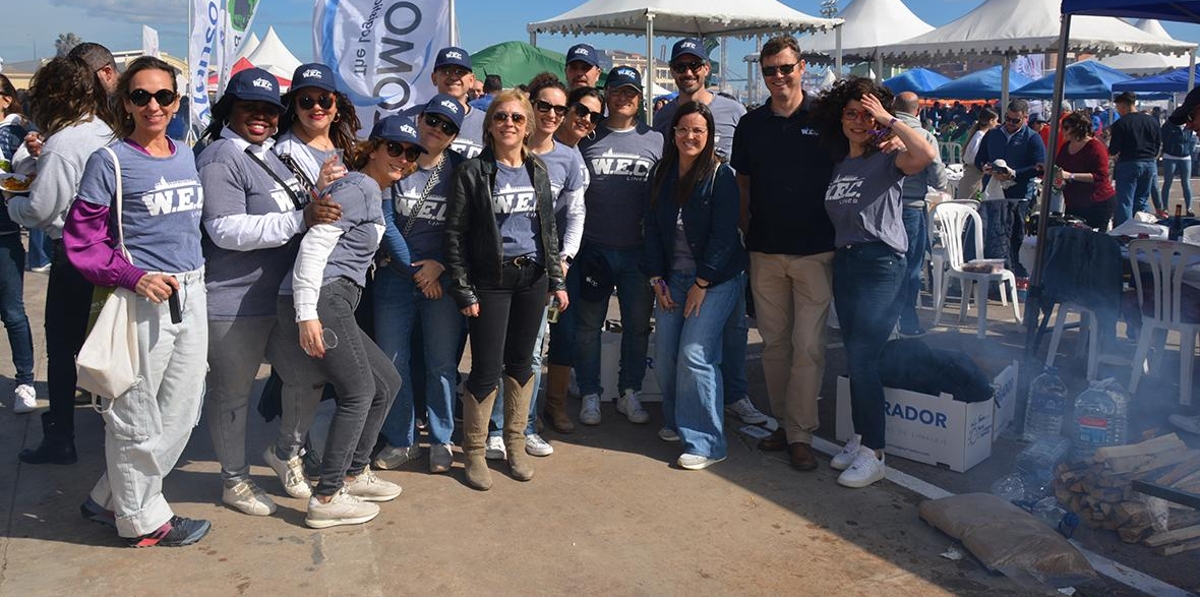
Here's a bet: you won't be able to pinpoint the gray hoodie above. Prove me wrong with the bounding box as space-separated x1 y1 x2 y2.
8 117 114 239
895 111 948 206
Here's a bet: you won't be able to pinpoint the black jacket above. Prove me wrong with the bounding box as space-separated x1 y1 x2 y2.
640 162 747 285
444 147 565 308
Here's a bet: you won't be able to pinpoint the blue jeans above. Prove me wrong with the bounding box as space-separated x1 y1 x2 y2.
897 205 928 332
720 285 749 403
833 243 906 451
374 265 464 447
656 270 744 460
26 229 51 270
1162 158 1193 212
573 242 654 397
0 234 33 385
1114 160 1157 226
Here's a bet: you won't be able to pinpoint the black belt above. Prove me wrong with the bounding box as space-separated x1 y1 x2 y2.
503 254 538 268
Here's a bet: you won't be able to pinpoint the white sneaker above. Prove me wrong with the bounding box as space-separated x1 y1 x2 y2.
678 453 725 470
1169 414 1200 435
429 443 454 473
344 466 402 502
525 434 554 456
13 384 37 414
485 436 507 460
830 434 862 471
837 446 886 488
262 446 312 498
222 479 277 516
305 488 380 529
725 396 768 425
373 444 420 470
616 390 650 424
658 427 680 442
579 394 602 425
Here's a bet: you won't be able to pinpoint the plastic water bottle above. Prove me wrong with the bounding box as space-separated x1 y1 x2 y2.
1015 436 1072 498
1022 367 1069 442
1071 378 1131 459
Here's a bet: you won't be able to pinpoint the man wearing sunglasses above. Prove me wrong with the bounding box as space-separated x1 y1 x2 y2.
974 99 1046 278
403 47 485 160
1109 91 1163 226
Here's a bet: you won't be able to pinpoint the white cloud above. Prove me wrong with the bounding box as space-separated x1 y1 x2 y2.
49 0 188 24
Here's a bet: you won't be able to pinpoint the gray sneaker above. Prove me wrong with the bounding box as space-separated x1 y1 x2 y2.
373 444 421 470
262 446 312 499
724 397 769 425
429 443 454 473
616 390 650 424
305 489 380 529
485 436 507 460
579 394 602 425
222 479 277 516
344 466 402 502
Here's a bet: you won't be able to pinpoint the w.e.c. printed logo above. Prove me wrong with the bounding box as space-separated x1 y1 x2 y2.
302 68 323 80
400 123 418 136
616 67 637 79
439 99 460 114
590 148 653 181
825 174 863 205
252 77 274 90
444 50 463 60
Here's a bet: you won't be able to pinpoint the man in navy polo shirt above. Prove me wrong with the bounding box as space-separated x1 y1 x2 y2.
975 99 1045 278
565 43 602 91
731 36 834 472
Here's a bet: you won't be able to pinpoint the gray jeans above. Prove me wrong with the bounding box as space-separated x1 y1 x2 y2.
269 279 401 497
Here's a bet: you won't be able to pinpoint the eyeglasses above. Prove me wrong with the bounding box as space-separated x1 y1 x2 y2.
670 60 706 75
129 88 177 107
761 62 800 77
436 66 471 79
297 93 334 111
385 141 421 161
533 99 569 117
673 126 707 137
571 103 603 126
842 109 873 122
609 86 641 99
1005 116 1025 125
492 111 526 124
423 114 459 135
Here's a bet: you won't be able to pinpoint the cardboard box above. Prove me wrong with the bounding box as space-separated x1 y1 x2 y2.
599 330 662 402
835 362 1018 472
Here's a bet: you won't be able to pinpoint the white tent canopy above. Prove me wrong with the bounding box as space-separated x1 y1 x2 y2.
1098 19 1194 76
246 26 302 82
797 0 933 63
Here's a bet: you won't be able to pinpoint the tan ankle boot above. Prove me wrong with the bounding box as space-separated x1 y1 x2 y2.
503 375 536 481
460 388 498 490
544 364 575 433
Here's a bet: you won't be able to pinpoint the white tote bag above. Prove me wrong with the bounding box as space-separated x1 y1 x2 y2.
76 146 140 402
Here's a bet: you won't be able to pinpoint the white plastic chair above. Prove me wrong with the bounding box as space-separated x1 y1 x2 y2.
1128 239 1200 406
928 200 980 312
930 202 1022 338
1182 226 1200 245
1044 303 1128 381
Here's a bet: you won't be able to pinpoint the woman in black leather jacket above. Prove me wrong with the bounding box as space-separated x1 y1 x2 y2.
444 89 567 491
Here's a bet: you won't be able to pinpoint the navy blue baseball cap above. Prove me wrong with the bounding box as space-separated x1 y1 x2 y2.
421 93 465 131
566 43 599 68
434 46 472 71
671 38 706 63
290 63 336 93
370 115 428 154
605 66 642 92
225 68 283 108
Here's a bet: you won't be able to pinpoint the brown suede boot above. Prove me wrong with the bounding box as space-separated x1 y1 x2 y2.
543 364 575 433
460 388 498 490
504 375 536 482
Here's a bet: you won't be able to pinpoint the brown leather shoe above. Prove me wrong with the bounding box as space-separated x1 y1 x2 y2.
788 442 819 471
758 428 787 452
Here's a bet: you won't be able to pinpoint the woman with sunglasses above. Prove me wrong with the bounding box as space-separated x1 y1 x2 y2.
373 94 468 474
264 115 408 528
557 87 604 148
814 77 935 489
64 57 210 547
446 90 568 490
642 101 747 470
275 63 360 198
196 68 341 517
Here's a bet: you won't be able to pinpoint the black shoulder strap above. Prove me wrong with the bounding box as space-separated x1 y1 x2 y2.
243 147 306 210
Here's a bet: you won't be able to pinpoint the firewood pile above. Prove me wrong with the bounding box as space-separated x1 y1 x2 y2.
1054 433 1200 555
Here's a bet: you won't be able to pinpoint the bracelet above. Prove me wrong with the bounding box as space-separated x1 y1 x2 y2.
693 280 712 290
887 117 898 129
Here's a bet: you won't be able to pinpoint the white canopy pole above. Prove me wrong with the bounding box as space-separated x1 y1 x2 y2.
1190 51 1197 91
646 13 655 126
449 0 458 46
530 31 537 47
1001 53 1011 111
875 52 883 83
835 24 843 78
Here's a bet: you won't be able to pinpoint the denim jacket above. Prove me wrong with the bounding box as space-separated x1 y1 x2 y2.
1161 121 1197 159
640 162 747 285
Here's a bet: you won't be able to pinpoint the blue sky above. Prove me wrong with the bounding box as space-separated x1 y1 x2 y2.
4 0 1200 72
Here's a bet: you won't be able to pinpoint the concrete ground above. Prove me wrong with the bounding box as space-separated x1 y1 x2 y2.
0 241 1195 596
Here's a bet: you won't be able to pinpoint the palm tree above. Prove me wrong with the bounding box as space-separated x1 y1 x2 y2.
55 33 83 57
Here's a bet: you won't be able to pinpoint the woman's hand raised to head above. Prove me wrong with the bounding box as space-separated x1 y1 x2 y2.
859 93 894 127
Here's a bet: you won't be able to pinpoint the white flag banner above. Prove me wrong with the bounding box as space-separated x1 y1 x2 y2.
189 0 224 135
313 0 452 133
218 0 261 94
142 25 160 58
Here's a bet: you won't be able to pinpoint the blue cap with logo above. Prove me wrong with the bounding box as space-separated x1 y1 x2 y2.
671 38 706 63
290 63 336 93
370 115 428 154
434 46 472 71
605 66 642 92
566 43 599 68
421 93 465 131
225 67 284 108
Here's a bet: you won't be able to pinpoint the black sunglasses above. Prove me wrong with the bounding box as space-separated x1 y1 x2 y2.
386 141 421 161
671 60 706 75
129 88 177 107
423 114 459 135
534 99 568 117
760 62 799 77
571 103 602 126
297 93 334 111
1004 116 1025 125
492 111 526 124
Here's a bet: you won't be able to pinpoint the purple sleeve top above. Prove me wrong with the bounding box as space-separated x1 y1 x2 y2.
63 199 145 292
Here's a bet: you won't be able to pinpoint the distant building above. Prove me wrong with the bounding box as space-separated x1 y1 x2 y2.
601 49 677 94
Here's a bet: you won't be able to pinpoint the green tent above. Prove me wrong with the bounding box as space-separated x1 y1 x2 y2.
471 41 571 88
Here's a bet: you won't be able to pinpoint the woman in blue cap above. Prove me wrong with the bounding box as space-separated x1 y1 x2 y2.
265 115 414 528
196 67 341 517
275 62 360 197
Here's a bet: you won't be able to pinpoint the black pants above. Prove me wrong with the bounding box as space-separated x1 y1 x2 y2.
1068 198 1116 232
45 240 94 439
465 263 548 399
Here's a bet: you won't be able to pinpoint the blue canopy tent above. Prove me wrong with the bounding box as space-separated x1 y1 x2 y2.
927 65 1032 99
1061 0 1200 21
1011 60 1134 98
1113 64 1200 92
883 68 952 94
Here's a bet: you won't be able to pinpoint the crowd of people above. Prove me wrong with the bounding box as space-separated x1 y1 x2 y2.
6 32 1193 549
